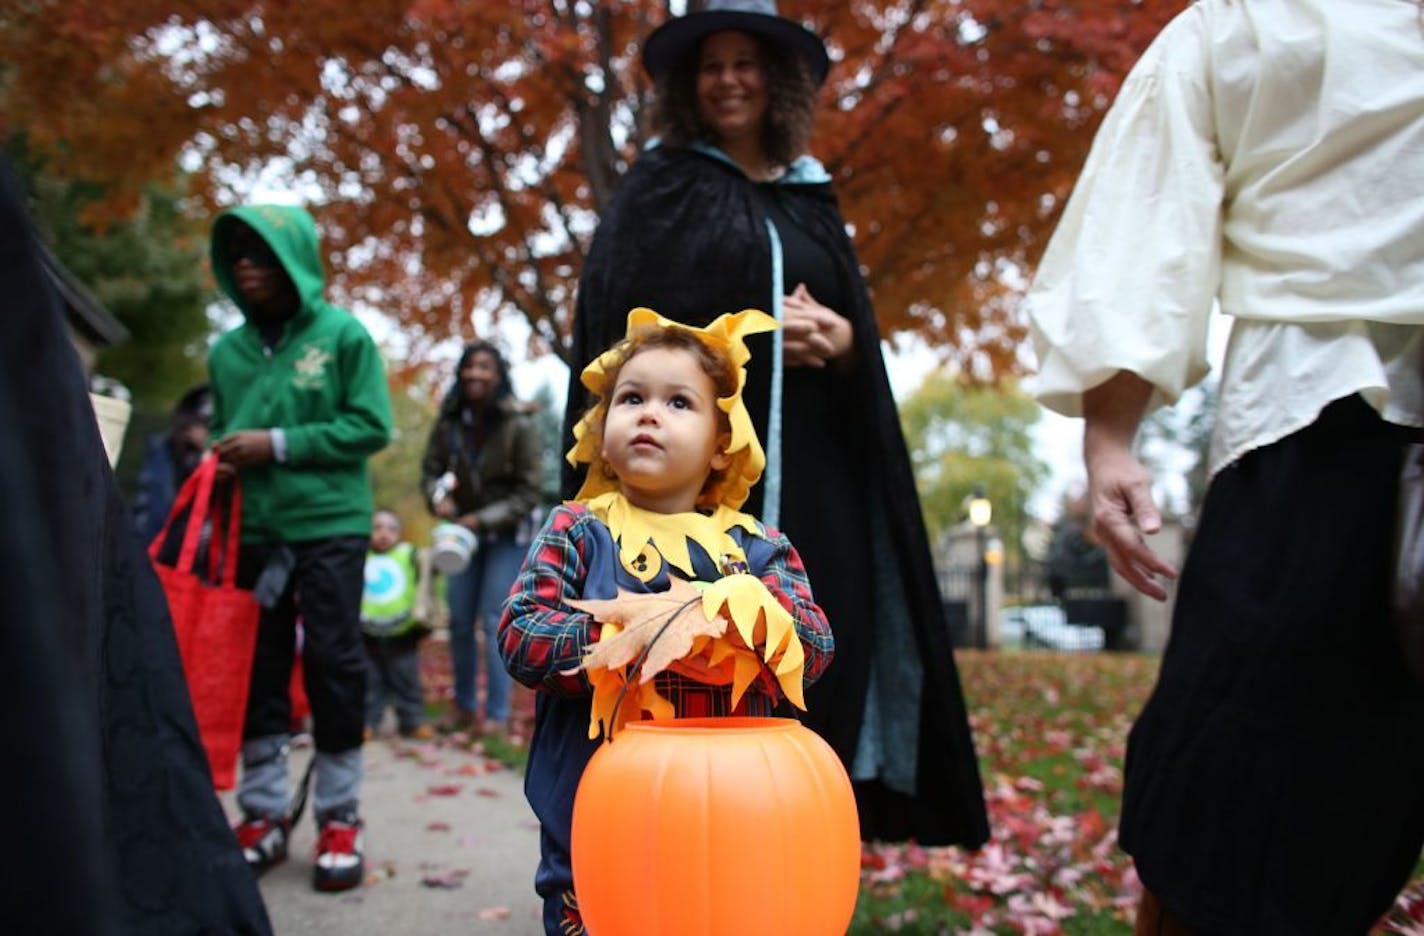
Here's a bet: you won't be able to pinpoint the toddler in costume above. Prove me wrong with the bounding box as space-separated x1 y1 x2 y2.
499 308 835 936
360 509 433 740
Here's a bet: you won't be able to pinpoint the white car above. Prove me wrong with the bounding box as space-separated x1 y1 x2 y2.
999 604 1106 651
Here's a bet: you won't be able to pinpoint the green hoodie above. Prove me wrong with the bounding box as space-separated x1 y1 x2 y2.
208 205 392 543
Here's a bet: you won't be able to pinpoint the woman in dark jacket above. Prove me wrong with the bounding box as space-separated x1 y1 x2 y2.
561 0 988 848
422 341 542 734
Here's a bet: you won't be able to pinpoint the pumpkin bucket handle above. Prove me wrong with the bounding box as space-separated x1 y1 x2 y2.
607 596 702 740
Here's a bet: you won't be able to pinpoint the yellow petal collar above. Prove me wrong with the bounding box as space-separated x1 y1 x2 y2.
585 491 761 580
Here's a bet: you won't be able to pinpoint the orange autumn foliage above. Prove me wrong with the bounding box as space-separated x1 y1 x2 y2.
2 0 1187 375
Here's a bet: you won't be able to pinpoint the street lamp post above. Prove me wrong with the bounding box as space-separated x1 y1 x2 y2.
967 486 992 650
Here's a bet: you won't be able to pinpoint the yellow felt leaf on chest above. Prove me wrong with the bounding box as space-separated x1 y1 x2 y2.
699 572 806 709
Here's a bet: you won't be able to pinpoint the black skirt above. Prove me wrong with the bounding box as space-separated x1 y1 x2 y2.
1121 395 1424 936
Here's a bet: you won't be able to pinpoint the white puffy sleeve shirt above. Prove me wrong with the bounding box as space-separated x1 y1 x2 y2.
1026 0 1424 476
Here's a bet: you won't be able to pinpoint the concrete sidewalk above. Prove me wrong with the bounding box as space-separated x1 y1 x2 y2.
220 735 544 935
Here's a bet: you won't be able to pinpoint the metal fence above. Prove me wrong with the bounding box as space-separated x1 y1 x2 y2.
937 564 976 649
940 559 1129 653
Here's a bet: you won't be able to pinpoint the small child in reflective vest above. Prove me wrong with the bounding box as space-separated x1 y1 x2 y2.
361 509 433 740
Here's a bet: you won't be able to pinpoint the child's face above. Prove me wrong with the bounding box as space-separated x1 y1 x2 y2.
370 512 401 552
601 346 730 513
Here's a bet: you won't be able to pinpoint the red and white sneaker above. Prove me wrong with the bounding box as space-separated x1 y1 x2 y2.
233 814 289 875
312 811 364 892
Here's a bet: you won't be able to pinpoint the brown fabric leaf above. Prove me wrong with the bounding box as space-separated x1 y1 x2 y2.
570 577 728 681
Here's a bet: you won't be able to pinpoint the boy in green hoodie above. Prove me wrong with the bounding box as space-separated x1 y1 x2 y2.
208 205 392 892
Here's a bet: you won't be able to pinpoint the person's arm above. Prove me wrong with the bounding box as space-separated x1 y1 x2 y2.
1025 9 1221 420
754 531 835 688
279 323 393 466
1082 370 1179 600
497 505 600 696
206 352 240 480
208 361 228 441
698 530 834 699
469 415 544 532
130 439 164 542
412 545 432 625
419 418 457 517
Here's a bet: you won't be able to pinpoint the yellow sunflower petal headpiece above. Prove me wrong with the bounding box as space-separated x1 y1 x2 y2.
566 307 777 511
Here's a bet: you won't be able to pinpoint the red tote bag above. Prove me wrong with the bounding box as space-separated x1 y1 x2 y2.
149 454 260 790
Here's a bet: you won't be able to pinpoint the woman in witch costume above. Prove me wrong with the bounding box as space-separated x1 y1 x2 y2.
503 307 835 935
561 0 988 849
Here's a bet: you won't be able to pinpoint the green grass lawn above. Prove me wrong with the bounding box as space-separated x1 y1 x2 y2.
849 651 1424 935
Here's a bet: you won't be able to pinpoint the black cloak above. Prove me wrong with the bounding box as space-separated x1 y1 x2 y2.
562 145 989 848
0 160 272 934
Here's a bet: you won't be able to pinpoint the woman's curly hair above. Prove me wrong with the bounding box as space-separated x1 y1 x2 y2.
650 33 818 168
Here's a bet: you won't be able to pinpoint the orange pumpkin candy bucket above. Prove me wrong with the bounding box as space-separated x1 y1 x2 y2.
571 716 860 935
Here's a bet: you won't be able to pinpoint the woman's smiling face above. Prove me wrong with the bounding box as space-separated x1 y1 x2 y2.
695 30 769 146
459 349 501 406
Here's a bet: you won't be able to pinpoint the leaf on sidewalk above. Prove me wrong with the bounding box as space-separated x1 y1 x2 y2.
420 868 470 889
426 783 463 797
478 906 513 921
450 762 487 776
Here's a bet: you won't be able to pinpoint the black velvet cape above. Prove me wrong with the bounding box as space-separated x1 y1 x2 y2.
0 161 272 934
561 145 989 847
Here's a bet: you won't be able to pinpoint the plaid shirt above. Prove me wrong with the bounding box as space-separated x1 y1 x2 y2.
498 502 833 717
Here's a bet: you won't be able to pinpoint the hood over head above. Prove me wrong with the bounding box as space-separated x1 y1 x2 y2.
210 204 327 321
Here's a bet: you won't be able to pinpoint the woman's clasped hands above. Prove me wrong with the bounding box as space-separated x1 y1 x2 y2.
781 283 852 368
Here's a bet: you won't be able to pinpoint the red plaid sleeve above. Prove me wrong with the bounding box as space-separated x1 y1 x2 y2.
497 503 600 697
757 526 834 689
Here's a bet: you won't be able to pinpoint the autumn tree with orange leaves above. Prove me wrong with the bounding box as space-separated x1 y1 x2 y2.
2 0 1186 377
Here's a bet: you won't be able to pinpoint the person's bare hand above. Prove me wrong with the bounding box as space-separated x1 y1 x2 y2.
457 512 481 533
214 430 274 467
214 460 238 482
782 284 852 368
1084 440 1178 600
433 498 456 519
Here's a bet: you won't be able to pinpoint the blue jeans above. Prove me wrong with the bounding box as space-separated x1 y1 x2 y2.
446 535 525 721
